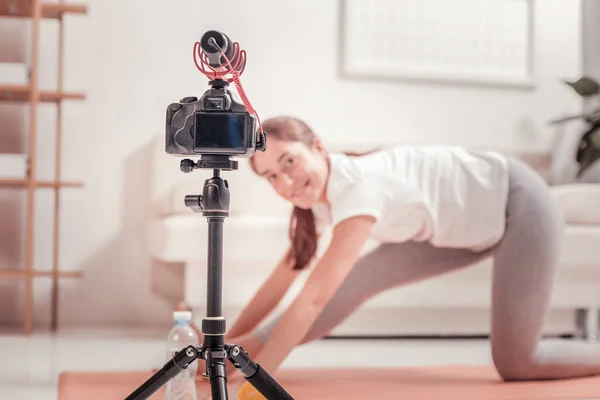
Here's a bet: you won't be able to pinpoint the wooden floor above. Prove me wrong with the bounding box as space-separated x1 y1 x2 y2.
58 365 600 400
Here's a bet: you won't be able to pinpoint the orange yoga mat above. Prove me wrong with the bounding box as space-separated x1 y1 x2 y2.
58 365 600 399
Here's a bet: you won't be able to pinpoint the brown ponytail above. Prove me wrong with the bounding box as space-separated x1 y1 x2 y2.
249 116 379 271
288 206 317 270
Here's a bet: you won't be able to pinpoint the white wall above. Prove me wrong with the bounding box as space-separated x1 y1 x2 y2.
0 0 585 327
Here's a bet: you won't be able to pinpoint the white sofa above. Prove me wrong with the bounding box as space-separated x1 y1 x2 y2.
147 134 600 339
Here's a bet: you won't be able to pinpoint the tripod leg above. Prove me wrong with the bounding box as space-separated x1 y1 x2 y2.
203 329 230 400
206 348 229 400
225 344 294 399
124 344 202 400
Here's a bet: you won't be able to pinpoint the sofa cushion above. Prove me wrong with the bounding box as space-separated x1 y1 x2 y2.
551 183 600 224
147 213 290 263
149 212 600 272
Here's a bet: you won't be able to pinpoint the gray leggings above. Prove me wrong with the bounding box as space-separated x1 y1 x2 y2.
254 157 600 381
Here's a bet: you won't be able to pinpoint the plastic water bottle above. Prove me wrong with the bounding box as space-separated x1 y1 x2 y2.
165 311 199 400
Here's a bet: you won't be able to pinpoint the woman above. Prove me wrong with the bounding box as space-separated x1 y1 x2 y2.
188 115 600 396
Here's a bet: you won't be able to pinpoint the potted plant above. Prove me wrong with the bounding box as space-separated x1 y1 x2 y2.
550 76 600 178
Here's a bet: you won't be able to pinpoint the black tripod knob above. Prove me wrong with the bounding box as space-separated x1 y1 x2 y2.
184 195 203 213
180 159 196 173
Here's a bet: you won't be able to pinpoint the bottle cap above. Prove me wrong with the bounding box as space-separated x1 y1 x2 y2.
173 311 192 321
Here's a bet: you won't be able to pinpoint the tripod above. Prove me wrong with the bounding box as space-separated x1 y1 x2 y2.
125 155 293 400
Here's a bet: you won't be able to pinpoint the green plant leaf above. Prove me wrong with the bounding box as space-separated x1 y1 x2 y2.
591 126 600 148
564 76 600 97
576 126 600 177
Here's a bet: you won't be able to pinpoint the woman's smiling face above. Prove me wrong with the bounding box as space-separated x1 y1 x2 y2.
251 136 329 209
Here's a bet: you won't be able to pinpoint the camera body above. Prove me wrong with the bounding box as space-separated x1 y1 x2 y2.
165 80 264 158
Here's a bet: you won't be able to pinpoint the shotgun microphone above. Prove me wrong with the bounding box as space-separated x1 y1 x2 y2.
200 30 244 73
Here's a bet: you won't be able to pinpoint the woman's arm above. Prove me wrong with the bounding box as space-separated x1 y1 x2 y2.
250 214 376 373
226 247 300 339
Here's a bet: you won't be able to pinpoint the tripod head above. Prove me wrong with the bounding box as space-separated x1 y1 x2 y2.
180 155 237 215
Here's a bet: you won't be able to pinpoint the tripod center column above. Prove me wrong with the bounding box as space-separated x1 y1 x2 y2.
200 169 231 337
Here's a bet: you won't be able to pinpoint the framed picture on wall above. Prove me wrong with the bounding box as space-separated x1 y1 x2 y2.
339 0 536 89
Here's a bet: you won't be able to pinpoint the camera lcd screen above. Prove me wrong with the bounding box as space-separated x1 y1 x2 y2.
194 112 246 151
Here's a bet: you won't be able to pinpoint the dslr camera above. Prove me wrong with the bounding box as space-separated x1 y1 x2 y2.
165 79 265 158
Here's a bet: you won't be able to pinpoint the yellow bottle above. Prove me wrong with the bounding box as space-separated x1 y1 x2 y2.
237 382 267 399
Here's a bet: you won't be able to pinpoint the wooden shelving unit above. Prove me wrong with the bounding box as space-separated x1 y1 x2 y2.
0 0 87 333
0 83 85 102
0 0 86 18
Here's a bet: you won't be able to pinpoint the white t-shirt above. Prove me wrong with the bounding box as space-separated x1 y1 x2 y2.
311 145 510 252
